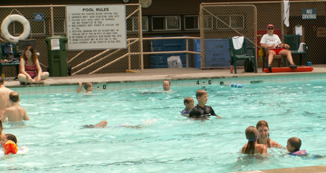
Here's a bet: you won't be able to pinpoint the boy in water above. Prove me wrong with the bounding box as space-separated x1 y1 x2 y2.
286 137 322 158
189 89 221 120
163 80 172 91
181 97 194 116
82 119 157 129
1 92 30 123
1 133 18 155
77 82 93 93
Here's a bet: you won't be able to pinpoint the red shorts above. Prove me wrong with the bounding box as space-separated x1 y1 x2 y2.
268 48 285 55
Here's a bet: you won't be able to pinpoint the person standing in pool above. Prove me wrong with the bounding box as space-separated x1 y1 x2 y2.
241 126 267 155
256 120 283 148
0 78 13 117
1 92 30 123
189 89 221 120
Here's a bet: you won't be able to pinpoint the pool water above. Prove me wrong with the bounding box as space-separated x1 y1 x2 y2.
1 79 326 172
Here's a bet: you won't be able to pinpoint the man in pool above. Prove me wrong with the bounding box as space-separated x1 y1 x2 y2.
189 89 221 120
1 92 30 123
0 77 13 117
163 80 172 91
77 81 93 93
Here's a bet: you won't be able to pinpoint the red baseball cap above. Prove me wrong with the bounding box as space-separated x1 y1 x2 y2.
267 24 274 28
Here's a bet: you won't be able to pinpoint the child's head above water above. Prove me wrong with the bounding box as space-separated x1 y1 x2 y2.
83 82 93 91
1 134 17 148
245 126 258 141
287 137 301 152
195 89 208 105
9 92 20 103
183 97 194 110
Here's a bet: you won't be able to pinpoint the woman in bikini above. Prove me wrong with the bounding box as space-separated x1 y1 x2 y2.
18 46 49 84
241 126 267 155
256 120 283 148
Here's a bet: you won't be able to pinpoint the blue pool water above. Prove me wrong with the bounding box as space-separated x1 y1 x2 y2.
1 79 326 172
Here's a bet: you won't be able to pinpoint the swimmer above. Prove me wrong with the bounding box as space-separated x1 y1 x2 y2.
77 82 93 93
241 126 267 155
1 133 17 155
82 119 157 129
1 92 30 123
189 89 221 120
163 80 172 91
181 97 194 116
286 137 322 158
256 120 283 148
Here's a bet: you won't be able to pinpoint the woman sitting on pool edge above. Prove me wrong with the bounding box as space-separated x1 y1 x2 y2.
18 46 49 84
256 120 283 148
241 126 267 155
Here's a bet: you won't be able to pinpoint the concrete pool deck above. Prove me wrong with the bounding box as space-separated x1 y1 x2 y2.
3 65 326 173
3 65 326 87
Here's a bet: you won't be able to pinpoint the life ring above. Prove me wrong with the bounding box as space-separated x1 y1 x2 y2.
1 14 31 43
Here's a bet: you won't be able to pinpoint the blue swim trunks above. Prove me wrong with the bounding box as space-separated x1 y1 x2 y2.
181 109 190 114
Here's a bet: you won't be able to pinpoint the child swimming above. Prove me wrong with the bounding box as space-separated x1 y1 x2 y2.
241 126 267 155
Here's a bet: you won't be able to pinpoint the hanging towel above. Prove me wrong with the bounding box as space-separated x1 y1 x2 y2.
298 42 306 52
283 0 290 27
232 36 244 50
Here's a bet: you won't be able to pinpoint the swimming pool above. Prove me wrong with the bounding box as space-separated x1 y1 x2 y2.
1 79 326 172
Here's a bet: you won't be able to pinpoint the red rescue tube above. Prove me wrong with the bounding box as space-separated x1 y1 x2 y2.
263 66 314 73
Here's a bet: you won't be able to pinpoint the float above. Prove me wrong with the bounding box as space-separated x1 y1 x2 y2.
1 14 31 43
263 66 314 73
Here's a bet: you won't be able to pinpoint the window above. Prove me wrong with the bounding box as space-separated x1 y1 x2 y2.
152 16 181 31
49 18 66 34
127 16 148 32
203 15 213 30
184 15 199 30
13 19 46 35
216 15 244 29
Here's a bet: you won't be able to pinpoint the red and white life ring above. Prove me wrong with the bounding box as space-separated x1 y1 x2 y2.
1 14 31 43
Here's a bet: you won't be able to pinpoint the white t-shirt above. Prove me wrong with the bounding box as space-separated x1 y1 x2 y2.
260 34 281 47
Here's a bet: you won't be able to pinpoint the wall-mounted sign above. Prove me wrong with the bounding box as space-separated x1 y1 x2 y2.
66 5 127 50
302 9 316 20
317 27 326 37
34 13 44 21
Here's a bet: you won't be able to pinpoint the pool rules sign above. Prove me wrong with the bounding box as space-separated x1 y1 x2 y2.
66 5 127 50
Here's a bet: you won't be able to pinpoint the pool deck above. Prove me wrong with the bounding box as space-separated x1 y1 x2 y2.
4 65 326 173
3 65 326 87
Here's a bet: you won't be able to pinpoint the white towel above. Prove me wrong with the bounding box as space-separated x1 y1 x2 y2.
283 0 290 27
232 36 244 50
298 42 306 52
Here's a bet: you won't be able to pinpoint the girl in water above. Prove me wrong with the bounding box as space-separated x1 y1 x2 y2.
241 126 267 155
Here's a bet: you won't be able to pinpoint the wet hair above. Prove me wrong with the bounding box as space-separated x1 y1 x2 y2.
196 89 207 99
0 77 3 85
21 46 38 63
5 134 17 144
82 124 95 128
9 92 19 102
184 97 194 105
288 137 301 152
256 120 271 148
83 82 92 90
244 126 258 154
0 120 2 135
163 80 170 85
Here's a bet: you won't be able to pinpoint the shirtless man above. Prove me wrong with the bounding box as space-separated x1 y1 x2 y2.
0 78 13 117
1 92 30 123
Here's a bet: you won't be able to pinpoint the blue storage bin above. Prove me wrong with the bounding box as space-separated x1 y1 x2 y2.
193 39 201 68
150 55 167 65
204 39 229 52
204 52 230 67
